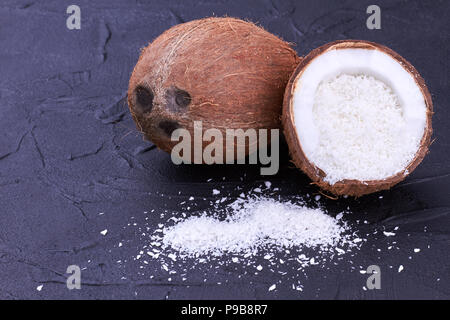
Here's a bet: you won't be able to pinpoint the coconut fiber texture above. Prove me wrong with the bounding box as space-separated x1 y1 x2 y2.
128 17 300 159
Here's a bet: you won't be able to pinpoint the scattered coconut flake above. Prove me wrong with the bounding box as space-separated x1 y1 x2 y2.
383 231 396 237
100 229 108 236
168 253 177 261
398 265 404 273
294 285 303 291
268 284 276 292
36 285 43 291
212 189 220 195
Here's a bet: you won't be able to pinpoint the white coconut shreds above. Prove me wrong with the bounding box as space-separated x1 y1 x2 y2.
161 198 355 257
311 74 422 184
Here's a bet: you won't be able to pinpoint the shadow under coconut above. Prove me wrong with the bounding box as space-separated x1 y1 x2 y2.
119 96 438 230
132 133 435 224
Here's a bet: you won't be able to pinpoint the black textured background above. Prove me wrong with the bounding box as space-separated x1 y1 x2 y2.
0 0 449 300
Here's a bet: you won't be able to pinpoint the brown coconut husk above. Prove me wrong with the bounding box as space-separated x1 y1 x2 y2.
282 40 433 197
128 17 301 162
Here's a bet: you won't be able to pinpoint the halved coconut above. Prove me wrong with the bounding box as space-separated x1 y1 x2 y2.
282 40 433 196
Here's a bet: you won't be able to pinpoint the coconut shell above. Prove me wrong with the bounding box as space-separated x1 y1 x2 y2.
282 40 433 197
128 17 300 162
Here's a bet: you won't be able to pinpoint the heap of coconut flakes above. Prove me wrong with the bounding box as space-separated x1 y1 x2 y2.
161 198 356 256
144 190 363 265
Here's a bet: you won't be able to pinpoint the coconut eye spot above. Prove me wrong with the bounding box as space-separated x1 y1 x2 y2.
159 120 180 137
134 85 154 113
176 90 191 108
165 87 191 112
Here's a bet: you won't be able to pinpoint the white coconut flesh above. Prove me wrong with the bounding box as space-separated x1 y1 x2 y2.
292 48 427 185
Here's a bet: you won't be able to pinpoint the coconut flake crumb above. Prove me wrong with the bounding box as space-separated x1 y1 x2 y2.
310 74 423 184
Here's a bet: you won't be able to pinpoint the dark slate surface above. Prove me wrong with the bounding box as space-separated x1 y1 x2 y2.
0 0 449 300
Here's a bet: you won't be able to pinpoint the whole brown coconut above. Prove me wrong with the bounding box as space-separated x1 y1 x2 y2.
128 17 300 162
282 40 433 197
